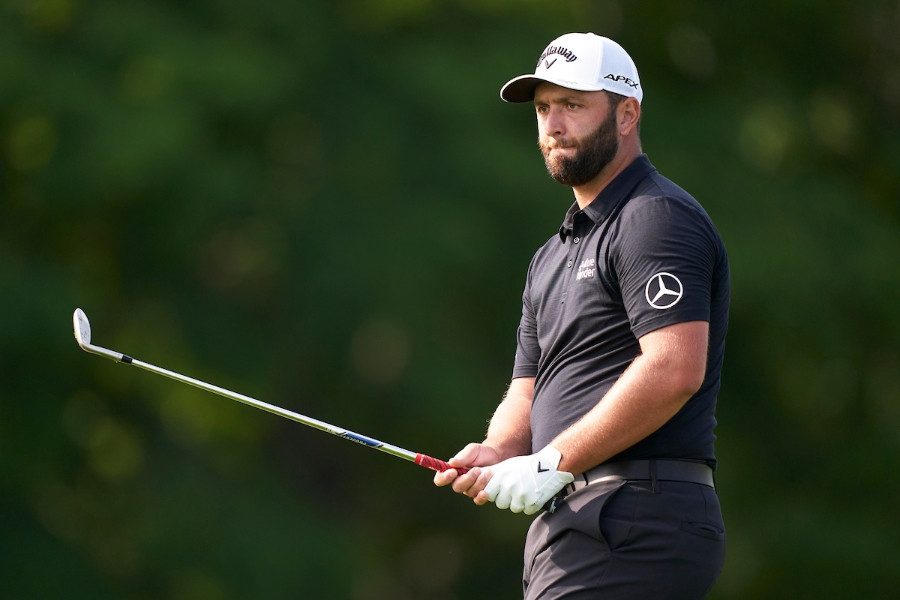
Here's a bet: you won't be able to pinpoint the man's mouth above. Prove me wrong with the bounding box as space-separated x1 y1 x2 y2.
546 145 577 158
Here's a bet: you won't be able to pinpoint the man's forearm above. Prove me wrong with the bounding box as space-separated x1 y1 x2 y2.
550 356 688 474
484 377 534 460
552 321 709 475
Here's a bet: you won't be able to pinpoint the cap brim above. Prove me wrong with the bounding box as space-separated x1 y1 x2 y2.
499 74 609 103
499 75 545 103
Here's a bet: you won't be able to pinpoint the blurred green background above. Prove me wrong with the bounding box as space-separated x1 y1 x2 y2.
2 1 899 598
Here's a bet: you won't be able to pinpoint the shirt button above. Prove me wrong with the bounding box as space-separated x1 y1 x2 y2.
567 260 573 268
573 237 581 244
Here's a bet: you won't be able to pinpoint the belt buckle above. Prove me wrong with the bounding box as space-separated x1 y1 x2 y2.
543 487 571 513
545 496 561 513
543 477 582 513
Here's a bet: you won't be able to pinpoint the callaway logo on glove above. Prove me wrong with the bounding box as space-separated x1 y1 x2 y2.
484 445 575 515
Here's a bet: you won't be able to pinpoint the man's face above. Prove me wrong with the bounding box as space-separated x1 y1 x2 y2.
534 84 619 187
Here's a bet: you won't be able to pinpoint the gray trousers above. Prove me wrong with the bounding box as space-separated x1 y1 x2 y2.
523 479 726 599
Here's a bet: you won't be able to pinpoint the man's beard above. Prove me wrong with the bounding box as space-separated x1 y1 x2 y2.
539 108 619 187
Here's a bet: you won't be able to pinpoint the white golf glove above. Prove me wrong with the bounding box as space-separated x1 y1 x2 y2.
484 445 574 515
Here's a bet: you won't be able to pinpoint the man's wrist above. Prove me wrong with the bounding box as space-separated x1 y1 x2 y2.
483 438 530 462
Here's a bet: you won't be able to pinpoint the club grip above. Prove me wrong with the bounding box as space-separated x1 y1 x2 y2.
415 453 469 475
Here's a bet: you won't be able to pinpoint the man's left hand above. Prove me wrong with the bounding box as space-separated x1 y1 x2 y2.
483 445 574 515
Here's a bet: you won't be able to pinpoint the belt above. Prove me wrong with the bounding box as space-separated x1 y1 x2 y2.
565 459 715 496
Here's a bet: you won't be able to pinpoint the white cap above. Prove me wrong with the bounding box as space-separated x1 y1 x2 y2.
500 33 642 104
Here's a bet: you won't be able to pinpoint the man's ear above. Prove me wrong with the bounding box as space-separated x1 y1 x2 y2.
618 97 641 136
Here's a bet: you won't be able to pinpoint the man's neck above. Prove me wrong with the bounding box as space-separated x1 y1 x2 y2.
571 146 642 210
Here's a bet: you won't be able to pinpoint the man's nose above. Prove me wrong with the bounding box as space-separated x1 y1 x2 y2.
542 107 566 138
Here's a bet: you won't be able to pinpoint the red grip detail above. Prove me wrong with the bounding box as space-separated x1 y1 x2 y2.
415 453 469 474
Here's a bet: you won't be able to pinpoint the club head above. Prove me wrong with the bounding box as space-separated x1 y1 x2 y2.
73 308 92 348
73 308 126 362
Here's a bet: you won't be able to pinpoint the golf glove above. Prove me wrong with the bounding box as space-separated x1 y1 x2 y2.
484 445 574 515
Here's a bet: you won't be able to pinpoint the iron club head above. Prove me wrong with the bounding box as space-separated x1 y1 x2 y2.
73 308 125 362
73 308 91 349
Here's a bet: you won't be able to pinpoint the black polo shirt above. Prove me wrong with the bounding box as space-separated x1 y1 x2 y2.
512 155 729 466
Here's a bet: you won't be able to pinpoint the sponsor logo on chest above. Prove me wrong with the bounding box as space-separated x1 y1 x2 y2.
576 258 596 280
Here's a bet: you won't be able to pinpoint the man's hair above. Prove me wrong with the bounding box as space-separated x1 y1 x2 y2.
606 91 627 110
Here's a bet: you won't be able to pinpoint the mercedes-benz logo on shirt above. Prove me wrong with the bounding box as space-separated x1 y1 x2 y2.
645 272 684 309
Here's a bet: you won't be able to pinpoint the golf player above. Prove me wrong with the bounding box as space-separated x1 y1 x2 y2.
435 33 730 598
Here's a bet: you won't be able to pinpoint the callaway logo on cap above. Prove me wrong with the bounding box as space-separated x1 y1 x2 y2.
500 32 643 104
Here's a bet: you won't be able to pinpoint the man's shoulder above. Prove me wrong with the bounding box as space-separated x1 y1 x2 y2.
621 171 710 225
632 169 695 203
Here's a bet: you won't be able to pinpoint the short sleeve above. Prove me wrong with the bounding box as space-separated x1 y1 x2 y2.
612 195 718 339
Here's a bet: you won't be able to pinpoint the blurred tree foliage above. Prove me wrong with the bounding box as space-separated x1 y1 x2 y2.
2 1 899 598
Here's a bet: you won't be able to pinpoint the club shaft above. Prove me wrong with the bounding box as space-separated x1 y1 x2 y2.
86 344 462 473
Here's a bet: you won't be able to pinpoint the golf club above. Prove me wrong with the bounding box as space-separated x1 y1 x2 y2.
72 308 466 474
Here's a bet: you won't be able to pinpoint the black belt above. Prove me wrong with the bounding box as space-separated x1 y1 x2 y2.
565 459 715 495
